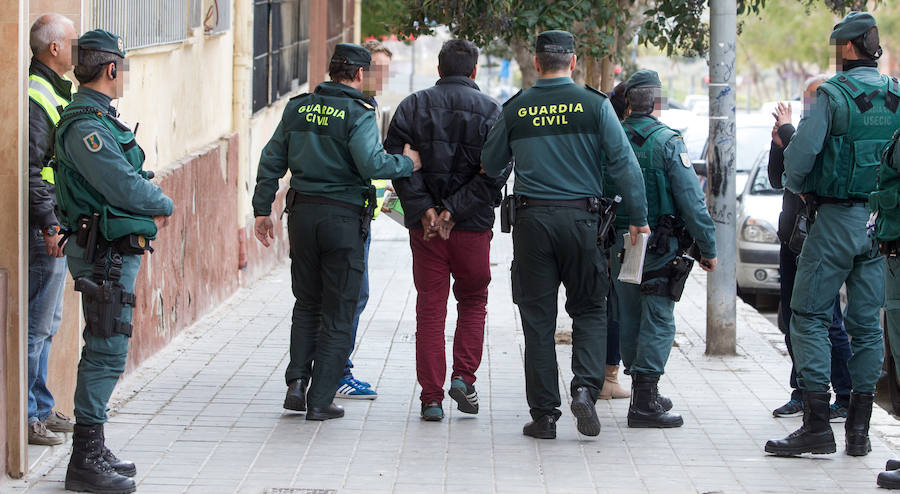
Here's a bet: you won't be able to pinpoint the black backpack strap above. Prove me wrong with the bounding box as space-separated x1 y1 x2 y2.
834 75 874 113
886 77 900 114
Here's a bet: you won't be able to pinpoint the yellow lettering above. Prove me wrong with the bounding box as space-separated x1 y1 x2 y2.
518 108 527 118
561 114 568 124
532 116 541 127
306 113 315 122
549 105 558 114
312 104 321 113
538 106 548 115
335 110 345 119
529 107 538 116
574 103 584 113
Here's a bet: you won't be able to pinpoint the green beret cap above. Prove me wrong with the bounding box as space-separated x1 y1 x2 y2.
536 30 575 54
331 43 371 68
625 69 662 94
77 29 125 57
831 11 877 41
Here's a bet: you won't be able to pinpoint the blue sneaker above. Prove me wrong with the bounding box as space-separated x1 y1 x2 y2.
335 377 377 400
773 399 803 417
448 376 479 414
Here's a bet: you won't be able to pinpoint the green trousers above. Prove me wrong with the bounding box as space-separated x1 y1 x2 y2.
886 258 900 381
790 203 884 393
285 203 366 408
511 206 608 420
65 245 140 425
610 235 678 377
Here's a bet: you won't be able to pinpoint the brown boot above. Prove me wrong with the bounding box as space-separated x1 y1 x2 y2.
599 365 630 399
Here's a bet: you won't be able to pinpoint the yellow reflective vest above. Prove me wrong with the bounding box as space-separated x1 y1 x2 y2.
28 73 72 184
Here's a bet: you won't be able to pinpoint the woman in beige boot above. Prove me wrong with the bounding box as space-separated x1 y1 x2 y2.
600 281 630 399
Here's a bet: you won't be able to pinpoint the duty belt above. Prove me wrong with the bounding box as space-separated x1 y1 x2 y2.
816 196 868 206
289 191 365 215
515 196 600 213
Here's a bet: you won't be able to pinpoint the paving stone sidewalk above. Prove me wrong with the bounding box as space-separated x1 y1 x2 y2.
10 218 900 494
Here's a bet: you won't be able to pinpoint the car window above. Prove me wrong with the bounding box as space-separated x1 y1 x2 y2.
737 125 772 172
750 163 780 195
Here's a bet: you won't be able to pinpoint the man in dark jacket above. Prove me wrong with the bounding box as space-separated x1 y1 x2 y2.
27 13 76 446
767 76 853 422
385 39 509 421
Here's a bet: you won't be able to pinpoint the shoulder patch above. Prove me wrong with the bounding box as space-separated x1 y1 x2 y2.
502 90 523 107
680 152 692 168
355 99 375 111
585 84 609 99
83 131 103 153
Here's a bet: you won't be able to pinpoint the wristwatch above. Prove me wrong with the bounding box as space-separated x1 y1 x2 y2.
43 224 60 236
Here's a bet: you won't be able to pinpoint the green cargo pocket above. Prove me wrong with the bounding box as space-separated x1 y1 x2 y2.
102 205 158 241
790 256 823 315
872 189 900 242
849 139 887 196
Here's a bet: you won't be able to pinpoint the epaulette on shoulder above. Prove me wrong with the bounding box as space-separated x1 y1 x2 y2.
355 99 375 111
289 92 310 101
502 90 523 107
585 84 609 98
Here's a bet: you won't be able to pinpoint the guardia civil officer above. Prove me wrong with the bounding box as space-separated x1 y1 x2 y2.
765 12 900 458
252 43 420 421
55 30 173 493
871 127 900 489
608 70 716 428
481 30 649 439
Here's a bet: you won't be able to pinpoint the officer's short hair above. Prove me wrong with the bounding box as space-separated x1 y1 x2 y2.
73 49 120 84
30 13 74 56
627 87 656 114
852 26 880 60
329 61 362 83
438 40 479 78
536 52 573 73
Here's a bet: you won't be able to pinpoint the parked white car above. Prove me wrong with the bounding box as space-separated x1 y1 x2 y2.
736 151 783 298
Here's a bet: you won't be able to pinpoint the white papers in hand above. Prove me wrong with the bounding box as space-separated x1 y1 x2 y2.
617 232 650 284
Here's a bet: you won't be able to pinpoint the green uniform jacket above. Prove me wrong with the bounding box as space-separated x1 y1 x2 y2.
481 77 647 226
252 81 414 216
784 66 896 195
620 114 716 259
54 87 173 241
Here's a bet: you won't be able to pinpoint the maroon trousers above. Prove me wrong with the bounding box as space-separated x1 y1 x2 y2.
409 229 491 404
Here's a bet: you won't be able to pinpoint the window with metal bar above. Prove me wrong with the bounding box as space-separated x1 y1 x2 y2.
252 0 309 113
87 0 229 51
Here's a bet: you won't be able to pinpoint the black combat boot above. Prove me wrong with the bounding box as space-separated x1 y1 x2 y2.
570 387 601 436
845 392 874 456
879 460 900 489
99 425 136 477
627 373 683 428
306 403 344 421
65 424 135 494
523 415 556 439
764 390 836 456
283 378 307 412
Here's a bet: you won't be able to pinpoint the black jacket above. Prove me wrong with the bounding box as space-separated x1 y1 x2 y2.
28 58 73 229
768 123 802 243
385 76 509 231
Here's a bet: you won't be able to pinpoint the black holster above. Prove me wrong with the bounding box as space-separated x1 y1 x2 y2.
74 251 135 338
789 199 816 255
640 255 694 302
597 196 621 250
361 185 377 240
500 187 515 233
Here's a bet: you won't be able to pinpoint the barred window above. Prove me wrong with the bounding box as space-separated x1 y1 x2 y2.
252 0 310 113
87 0 230 51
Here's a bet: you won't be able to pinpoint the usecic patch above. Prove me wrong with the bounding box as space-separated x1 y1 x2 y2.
83 132 103 153
680 152 691 168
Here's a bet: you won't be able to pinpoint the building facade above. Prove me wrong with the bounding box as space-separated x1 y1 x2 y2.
0 0 357 479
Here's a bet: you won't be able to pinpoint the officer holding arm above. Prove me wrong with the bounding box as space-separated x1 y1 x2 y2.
252 44 419 422
481 30 648 440
55 30 173 494
608 70 716 429
766 12 900 458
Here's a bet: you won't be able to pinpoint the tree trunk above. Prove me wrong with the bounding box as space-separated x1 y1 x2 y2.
600 56 615 92
513 40 538 89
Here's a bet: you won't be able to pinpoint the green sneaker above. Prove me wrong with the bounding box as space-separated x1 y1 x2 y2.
448 376 479 414
421 401 444 421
